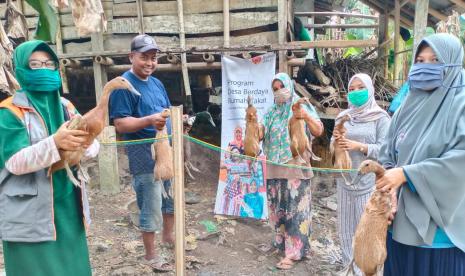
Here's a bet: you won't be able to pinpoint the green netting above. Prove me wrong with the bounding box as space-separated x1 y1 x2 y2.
99 135 358 174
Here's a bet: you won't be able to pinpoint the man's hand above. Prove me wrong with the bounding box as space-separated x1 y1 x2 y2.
149 112 167 130
53 122 88 151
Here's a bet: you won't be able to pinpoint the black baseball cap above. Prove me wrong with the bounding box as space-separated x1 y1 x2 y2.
130 34 160 53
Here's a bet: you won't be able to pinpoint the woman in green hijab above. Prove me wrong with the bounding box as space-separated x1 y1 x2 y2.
259 73 323 270
0 40 94 275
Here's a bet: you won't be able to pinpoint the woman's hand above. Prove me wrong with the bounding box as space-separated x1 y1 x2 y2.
388 188 399 225
333 128 343 140
337 138 363 152
376 167 406 192
53 121 88 151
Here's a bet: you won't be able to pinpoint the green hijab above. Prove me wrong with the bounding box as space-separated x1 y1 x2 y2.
0 41 63 169
262 73 319 163
14 40 63 134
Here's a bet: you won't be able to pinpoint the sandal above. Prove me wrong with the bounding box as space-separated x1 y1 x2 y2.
276 258 295 270
142 256 173 272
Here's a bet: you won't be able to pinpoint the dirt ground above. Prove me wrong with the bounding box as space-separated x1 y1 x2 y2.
0 143 344 276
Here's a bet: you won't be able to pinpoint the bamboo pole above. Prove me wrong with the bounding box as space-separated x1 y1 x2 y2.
202 53 215 63
95 56 114 65
177 0 192 110
61 58 81 68
171 105 186 276
167 54 180 64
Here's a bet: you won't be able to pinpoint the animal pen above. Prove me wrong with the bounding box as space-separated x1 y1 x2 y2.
0 0 463 274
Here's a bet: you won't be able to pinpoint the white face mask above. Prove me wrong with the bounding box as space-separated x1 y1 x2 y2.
273 88 291 104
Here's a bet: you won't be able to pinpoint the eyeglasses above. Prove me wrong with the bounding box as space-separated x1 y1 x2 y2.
29 59 57 70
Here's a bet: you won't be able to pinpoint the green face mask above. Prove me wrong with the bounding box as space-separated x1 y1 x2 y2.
348 88 369 107
16 68 61 92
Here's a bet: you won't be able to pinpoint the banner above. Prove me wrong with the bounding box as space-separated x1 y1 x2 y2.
214 53 276 219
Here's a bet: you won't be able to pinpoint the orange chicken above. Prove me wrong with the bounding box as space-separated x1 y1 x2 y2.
49 76 140 186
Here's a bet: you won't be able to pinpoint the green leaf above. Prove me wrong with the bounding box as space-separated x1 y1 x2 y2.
343 47 363 58
25 0 57 43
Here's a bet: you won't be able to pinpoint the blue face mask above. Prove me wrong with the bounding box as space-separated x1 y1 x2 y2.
408 63 462 91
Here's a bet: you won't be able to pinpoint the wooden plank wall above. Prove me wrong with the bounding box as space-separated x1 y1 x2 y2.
0 0 279 55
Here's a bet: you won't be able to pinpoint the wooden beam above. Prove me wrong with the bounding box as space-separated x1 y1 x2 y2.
288 39 378 48
394 0 401 86
112 0 277 17
414 0 429 49
111 12 277 35
171 105 186 276
295 11 378 20
59 39 378 60
97 58 305 73
426 8 447 22
61 31 278 55
364 0 413 27
305 23 379 29
450 0 465 10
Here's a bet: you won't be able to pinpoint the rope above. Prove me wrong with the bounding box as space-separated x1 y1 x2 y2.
100 135 358 173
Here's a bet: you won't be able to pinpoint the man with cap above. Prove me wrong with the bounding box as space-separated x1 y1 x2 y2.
109 34 174 272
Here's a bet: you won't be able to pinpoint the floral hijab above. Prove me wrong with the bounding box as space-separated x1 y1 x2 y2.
262 73 319 163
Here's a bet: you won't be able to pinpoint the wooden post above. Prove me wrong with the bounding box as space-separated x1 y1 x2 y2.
294 0 314 59
394 0 400 86
413 0 429 50
171 105 186 276
55 8 69 94
136 0 145 34
176 0 192 110
223 0 230 48
278 0 288 73
378 6 389 78
98 126 120 194
92 26 119 194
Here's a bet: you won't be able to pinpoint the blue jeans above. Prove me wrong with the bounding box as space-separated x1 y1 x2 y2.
132 174 174 232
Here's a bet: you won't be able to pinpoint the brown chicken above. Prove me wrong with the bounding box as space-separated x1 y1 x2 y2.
49 76 140 186
244 96 261 157
332 114 352 170
288 97 321 165
152 109 174 183
350 160 391 276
